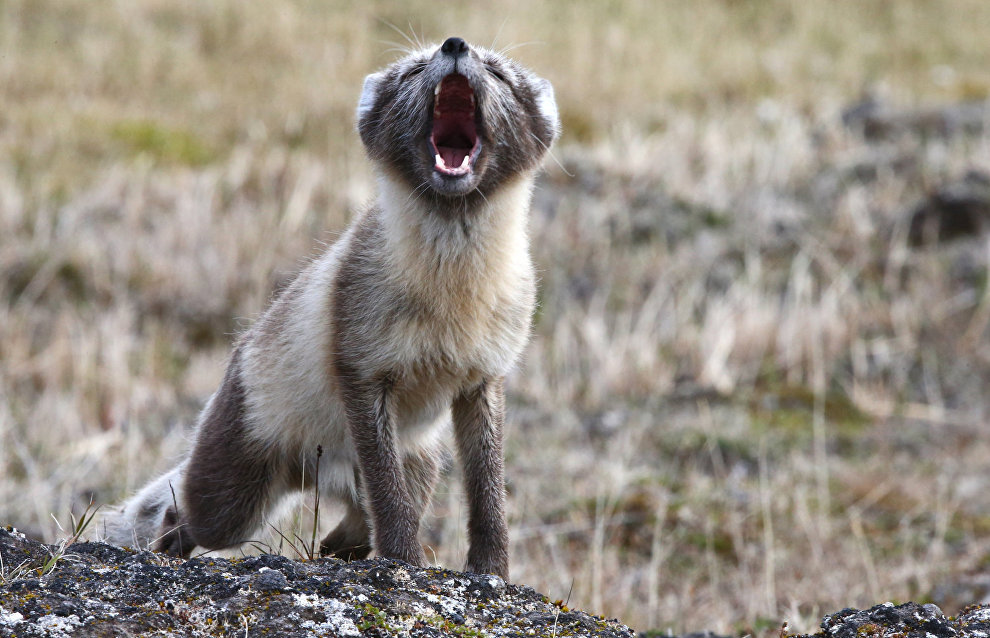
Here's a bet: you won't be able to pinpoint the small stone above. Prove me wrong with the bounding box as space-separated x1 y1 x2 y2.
254 569 289 592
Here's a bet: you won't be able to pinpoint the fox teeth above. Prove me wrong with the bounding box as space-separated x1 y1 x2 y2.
435 153 444 168
434 82 442 97
459 155 470 169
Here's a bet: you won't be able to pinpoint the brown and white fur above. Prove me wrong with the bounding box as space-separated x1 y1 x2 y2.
99 37 560 580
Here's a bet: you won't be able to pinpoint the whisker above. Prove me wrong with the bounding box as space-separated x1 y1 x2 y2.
473 187 491 208
498 40 545 56
380 19 420 52
382 44 414 57
530 131 573 177
490 18 510 52
406 20 426 50
404 180 433 207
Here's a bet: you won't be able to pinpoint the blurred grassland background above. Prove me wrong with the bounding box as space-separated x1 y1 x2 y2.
3 0 990 634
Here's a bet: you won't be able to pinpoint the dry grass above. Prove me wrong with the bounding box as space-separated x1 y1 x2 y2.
3 1 990 634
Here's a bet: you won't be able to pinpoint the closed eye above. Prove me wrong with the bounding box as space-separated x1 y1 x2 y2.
484 64 509 84
401 62 427 81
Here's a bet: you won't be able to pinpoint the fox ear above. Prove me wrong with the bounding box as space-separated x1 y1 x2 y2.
356 72 385 124
534 77 561 141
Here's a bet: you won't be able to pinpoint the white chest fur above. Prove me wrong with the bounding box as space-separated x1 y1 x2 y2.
371 173 537 381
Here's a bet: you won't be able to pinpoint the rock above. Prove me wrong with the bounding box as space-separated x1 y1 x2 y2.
0 527 633 637
907 170 990 245
842 98 989 140
794 601 990 638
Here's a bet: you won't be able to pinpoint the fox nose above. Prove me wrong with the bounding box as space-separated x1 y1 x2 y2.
441 37 469 57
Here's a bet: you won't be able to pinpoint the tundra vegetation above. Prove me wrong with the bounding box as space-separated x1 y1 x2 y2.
1 1 989 634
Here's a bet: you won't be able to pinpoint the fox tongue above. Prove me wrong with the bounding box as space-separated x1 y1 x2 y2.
437 149 469 168
435 150 470 170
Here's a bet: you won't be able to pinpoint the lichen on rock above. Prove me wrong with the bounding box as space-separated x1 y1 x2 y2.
0 527 633 637
794 601 990 638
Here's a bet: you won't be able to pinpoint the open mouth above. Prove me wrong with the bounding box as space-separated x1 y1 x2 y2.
430 74 480 176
